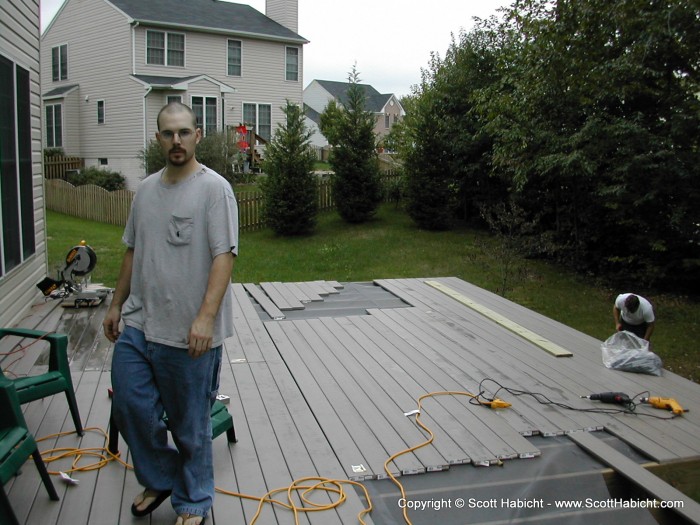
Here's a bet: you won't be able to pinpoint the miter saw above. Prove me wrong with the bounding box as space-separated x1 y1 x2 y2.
36 241 109 307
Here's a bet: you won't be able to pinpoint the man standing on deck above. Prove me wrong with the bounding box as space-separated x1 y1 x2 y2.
103 101 238 525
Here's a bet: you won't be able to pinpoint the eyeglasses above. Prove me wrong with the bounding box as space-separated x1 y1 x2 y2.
160 129 195 140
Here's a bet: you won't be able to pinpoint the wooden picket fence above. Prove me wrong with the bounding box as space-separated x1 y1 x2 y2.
44 155 84 180
45 171 402 232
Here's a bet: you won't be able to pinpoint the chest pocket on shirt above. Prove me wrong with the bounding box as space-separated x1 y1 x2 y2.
168 215 194 245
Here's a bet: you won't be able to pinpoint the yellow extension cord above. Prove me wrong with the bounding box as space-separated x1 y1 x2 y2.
35 390 503 525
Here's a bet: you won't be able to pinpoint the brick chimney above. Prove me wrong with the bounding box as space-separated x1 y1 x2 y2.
265 0 298 33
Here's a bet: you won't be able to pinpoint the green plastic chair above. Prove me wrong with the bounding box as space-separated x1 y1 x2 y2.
108 399 237 455
0 379 60 525
0 328 83 436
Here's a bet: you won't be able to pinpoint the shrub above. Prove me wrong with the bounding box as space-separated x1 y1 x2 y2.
321 66 382 223
196 131 237 182
138 132 239 183
67 166 126 191
261 101 318 235
43 147 65 157
138 139 166 175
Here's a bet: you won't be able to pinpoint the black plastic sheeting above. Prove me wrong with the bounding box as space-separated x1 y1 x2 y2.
359 434 660 525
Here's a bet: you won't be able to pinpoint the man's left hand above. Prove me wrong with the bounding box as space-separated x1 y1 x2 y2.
188 314 214 358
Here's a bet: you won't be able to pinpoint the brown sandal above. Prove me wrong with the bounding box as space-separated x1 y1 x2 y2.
175 514 206 525
131 488 172 517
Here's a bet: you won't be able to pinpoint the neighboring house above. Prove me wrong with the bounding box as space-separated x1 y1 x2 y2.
303 79 404 148
41 0 307 188
0 0 47 326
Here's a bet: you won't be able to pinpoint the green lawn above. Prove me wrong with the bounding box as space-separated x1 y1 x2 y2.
46 206 699 383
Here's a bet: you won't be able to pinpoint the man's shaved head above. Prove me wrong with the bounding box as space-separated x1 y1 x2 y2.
157 101 197 131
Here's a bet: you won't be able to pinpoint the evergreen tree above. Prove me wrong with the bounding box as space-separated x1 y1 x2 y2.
261 101 318 235
321 66 382 223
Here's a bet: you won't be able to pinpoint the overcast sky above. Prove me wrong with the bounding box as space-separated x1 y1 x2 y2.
40 0 511 98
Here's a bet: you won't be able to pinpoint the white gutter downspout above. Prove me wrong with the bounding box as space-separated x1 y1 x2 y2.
131 21 139 75
143 86 152 153
132 21 151 156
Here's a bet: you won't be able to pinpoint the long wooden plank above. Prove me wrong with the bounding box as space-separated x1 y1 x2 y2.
387 279 699 461
242 341 375 524
425 280 573 357
84 371 134 525
260 282 305 311
278 319 414 478
314 280 340 294
282 282 313 304
220 361 274 523
243 283 285 320
264 321 375 481
231 361 301 524
338 315 481 465
569 431 700 524
293 282 324 301
310 317 448 472
441 276 700 407
414 278 700 458
370 304 550 438
248 361 343 525
393 306 603 434
233 284 283 364
389 279 696 459
362 310 539 461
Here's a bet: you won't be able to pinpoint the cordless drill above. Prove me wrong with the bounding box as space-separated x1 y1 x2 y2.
640 396 686 415
581 392 632 408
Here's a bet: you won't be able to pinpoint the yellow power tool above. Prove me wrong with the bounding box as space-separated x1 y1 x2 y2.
640 396 686 415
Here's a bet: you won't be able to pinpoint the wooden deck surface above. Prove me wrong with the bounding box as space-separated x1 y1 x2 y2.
2 277 700 525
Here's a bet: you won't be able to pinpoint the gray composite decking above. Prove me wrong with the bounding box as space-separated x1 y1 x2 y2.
2 277 700 525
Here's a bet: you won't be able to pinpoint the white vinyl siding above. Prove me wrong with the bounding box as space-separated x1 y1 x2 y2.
45 103 63 147
285 46 298 81
0 0 46 327
303 80 336 114
146 30 185 67
51 43 68 81
227 40 241 76
134 28 303 134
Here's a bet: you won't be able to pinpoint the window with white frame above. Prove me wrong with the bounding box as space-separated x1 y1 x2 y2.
227 40 242 76
97 100 105 124
45 104 63 148
51 44 68 81
285 47 299 81
0 54 36 276
147 30 185 67
166 95 182 104
243 103 272 142
191 96 217 135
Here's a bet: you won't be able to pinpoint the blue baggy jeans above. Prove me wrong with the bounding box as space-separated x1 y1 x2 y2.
111 326 222 517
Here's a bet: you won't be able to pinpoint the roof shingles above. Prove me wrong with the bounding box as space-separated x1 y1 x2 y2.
108 0 307 42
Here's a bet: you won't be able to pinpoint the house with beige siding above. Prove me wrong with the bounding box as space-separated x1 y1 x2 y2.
303 79 404 148
0 0 47 326
41 0 307 188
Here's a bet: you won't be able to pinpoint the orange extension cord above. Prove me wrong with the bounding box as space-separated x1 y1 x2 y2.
35 389 501 525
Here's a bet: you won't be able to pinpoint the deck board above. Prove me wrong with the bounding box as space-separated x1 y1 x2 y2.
5 277 700 524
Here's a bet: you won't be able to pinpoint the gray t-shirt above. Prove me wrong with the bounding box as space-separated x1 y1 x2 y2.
121 165 238 348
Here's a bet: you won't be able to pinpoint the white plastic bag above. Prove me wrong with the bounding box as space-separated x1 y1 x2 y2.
601 331 662 376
